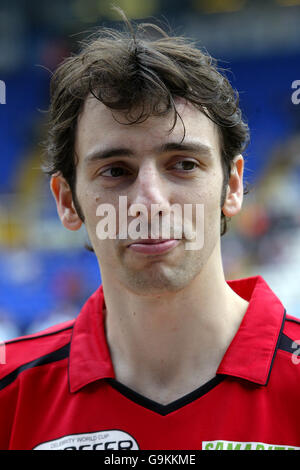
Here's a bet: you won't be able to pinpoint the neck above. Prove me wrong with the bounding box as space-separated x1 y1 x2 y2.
102 246 248 403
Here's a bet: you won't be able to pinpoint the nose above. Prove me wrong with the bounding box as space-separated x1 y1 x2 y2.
128 160 171 219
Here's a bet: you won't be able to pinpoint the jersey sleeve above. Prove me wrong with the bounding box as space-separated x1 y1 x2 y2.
0 322 74 450
0 364 19 449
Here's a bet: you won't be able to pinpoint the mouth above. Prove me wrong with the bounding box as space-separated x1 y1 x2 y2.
127 238 180 254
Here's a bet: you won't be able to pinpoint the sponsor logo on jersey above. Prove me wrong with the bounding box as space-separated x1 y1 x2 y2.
203 440 300 450
33 430 139 450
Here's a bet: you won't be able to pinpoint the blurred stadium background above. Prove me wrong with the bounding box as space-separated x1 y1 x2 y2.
0 0 299 339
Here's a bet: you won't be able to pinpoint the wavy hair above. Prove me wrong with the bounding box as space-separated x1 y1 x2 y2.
43 11 250 237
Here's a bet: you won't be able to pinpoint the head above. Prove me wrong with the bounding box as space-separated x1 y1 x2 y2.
45 14 250 294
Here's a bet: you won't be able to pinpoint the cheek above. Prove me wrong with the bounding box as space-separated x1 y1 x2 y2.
81 190 125 249
195 181 223 234
190 178 223 216
84 193 101 226
75 183 103 240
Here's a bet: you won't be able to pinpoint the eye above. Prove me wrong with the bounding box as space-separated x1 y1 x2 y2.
172 160 199 171
99 166 131 178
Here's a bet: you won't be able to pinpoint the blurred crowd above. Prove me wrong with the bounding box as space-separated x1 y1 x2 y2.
0 247 100 340
222 133 300 315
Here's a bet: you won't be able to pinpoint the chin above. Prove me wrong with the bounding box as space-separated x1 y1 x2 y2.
120 263 200 296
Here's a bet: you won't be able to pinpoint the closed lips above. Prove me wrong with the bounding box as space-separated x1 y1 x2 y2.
128 239 175 245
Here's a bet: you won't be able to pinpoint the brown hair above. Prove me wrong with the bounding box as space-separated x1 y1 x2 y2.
43 12 249 237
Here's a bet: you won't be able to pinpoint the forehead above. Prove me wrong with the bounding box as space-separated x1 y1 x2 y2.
75 95 221 160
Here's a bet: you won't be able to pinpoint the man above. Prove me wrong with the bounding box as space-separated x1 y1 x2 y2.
0 15 300 451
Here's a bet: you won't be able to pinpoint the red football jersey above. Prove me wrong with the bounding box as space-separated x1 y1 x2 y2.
1 275 300 450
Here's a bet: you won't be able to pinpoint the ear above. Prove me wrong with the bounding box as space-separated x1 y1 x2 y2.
222 155 244 218
50 174 83 231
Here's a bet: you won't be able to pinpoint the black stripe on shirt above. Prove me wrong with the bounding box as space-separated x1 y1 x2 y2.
0 343 70 391
106 375 225 416
264 309 286 386
5 325 74 345
278 333 300 356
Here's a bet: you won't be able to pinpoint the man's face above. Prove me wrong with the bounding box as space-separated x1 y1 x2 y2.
63 96 241 295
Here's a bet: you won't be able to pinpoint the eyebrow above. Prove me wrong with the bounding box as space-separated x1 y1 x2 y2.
84 141 213 165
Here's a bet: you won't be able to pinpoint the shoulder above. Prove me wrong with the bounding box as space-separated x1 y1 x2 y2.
279 313 300 351
0 320 75 384
283 313 300 333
